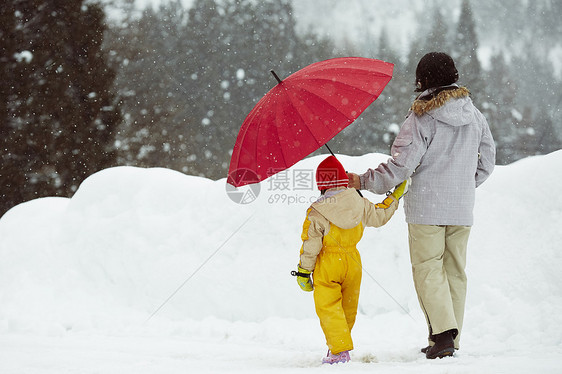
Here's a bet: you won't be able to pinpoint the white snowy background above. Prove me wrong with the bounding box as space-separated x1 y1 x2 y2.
1 150 561 373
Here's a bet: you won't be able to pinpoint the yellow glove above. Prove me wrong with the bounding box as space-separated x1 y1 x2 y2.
391 178 411 200
291 266 313 292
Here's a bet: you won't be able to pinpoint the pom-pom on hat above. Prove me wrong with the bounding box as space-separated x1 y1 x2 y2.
316 155 348 191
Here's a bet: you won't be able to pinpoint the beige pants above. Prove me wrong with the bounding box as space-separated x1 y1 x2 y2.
408 224 471 349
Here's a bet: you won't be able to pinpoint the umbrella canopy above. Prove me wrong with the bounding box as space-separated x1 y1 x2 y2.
227 57 394 187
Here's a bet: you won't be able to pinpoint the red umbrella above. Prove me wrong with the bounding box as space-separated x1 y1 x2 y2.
227 57 394 187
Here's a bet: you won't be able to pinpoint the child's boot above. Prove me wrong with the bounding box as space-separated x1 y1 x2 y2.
322 350 350 364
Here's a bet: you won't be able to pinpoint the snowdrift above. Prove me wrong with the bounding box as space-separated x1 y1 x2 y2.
1 151 561 362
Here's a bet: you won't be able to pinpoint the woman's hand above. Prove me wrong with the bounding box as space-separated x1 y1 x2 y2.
347 172 360 189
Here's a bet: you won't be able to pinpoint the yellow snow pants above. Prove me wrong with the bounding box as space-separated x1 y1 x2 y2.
313 224 363 354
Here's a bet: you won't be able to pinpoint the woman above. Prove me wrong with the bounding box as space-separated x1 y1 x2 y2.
348 52 495 359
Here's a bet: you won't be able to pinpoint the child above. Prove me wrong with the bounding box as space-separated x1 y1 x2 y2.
292 155 409 364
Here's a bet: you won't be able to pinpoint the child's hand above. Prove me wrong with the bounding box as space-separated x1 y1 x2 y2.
391 178 411 200
291 266 313 292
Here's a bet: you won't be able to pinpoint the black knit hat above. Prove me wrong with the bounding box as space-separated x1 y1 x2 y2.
415 52 459 92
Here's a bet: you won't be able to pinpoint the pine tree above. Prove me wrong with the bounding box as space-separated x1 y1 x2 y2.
510 48 562 159
179 0 321 178
0 1 25 215
182 0 241 177
1 1 120 216
107 0 331 179
425 7 450 53
405 34 424 85
480 51 520 164
452 0 483 102
357 28 405 154
0 4 16 126
107 2 192 172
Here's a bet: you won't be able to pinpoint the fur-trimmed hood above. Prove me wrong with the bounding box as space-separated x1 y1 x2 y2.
410 85 475 127
411 86 470 115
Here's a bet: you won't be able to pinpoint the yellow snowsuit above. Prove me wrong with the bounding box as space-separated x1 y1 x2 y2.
299 187 399 354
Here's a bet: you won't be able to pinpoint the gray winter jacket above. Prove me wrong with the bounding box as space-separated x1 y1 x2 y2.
360 85 496 226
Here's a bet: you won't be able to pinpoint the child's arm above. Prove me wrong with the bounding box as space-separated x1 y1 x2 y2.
363 179 410 227
363 195 399 228
298 207 329 272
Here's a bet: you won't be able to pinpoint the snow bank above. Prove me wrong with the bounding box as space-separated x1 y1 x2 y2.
0 151 561 370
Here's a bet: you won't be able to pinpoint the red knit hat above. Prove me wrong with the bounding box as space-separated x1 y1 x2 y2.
316 156 348 190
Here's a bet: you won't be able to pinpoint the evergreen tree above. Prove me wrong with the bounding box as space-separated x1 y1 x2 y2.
452 0 483 102
405 34 425 86
1 1 120 217
545 0 562 39
106 2 191 171
480 51 520 163
102 0 560 182
182 0 305 178
510 48 562 159
359 28 406 153
0 2 25 214
107 0 333 179
0 3 16 126
425 7 450 53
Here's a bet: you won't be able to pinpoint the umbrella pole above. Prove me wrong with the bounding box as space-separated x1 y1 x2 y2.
325 143 335 157
324 143 364 197
270 70 282 84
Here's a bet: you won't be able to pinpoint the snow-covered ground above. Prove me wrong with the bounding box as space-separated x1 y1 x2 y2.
1 151 561 373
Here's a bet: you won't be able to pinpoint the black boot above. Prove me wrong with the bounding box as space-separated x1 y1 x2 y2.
421 332 436 354
425 329 456 359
